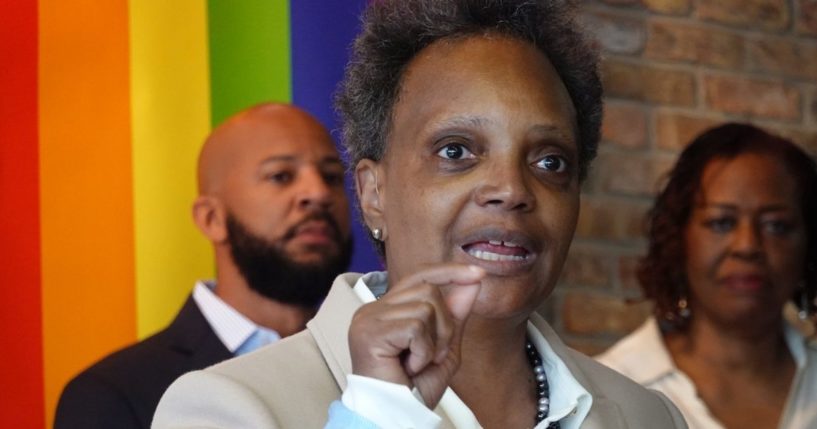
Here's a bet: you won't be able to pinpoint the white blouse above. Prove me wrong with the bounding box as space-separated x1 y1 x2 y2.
596 317 817 429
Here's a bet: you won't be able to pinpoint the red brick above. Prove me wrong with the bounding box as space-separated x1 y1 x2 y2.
697 0 790 30
602 103 648 148
747 37 817 81
704 75 801 120
796 0 817 36
645 20 744 68
595 152 674 197
655 111 720 150
618 255 644 295
576 196 651 241
581 11 645 55
643 0 691 15
559 247 613 288
562 292 652 336
602 60 696 106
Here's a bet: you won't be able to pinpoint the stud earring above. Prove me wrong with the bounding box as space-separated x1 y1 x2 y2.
799 285 811 321
372 228 383 241
677 297 691 319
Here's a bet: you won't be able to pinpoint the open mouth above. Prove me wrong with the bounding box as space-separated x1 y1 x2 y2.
463 240 531 262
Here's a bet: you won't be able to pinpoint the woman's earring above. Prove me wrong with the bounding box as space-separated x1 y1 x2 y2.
372 228 383 241
677 297 691 319
799 285 811 321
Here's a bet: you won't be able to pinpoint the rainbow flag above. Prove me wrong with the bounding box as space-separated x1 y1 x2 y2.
0 1 374 427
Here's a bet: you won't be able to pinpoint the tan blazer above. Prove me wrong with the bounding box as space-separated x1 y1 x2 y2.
153 273 687 428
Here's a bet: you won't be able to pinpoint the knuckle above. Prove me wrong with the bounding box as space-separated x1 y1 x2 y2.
405 318 426 336
417 301 435 318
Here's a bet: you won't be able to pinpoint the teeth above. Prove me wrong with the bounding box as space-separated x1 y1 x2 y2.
467 249 527 262
487 239 522 248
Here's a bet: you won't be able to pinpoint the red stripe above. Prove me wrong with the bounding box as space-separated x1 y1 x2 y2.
0 1 44 427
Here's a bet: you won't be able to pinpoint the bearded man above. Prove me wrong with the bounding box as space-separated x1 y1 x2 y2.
54 103 352 429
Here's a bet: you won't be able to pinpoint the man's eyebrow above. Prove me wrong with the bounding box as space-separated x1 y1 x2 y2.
260 155 297 164
320 156 344 166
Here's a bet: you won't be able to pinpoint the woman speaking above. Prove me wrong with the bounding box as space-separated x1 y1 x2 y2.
154 1 688 427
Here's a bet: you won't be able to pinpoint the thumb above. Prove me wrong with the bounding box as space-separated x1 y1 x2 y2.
444 282 481 322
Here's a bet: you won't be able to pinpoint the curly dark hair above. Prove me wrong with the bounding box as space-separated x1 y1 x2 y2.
335 0 603 256
640 123 817 331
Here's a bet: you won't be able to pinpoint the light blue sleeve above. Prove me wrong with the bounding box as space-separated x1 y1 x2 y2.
325 400 381 429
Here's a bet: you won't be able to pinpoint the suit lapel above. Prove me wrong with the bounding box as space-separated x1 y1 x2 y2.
580 399 627 429
529 314 626 429
162 295 233 367
307 273 363 390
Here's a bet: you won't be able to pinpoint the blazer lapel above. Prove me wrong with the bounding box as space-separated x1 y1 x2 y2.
307 273 364 390
529 314 627 429
580 399 627 429
163 295 233 367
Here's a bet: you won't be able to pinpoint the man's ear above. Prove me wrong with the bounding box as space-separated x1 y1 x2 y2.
355 159 386 238
192 195 228 243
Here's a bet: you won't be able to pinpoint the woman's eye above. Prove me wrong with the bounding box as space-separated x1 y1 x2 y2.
534 155 568 173
762 219 793 236
704 217 735 233
436 143 474 160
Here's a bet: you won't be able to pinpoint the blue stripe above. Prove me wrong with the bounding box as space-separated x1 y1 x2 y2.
290 0 381 273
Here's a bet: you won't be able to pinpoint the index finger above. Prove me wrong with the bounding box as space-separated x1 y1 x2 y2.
390 263 485 293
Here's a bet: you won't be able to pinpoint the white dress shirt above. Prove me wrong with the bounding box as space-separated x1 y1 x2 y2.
192 281 280 354
342 271 593 429
597 317 817 429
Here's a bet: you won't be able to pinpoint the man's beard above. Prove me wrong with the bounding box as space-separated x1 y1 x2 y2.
226 212 352 308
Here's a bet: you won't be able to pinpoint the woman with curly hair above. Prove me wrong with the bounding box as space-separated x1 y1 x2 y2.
154 0 688 427
598 123 817 429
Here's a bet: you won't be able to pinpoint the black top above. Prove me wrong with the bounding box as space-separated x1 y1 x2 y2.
54 296 232 429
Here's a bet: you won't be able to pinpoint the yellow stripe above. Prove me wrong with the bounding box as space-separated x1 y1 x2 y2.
129 0 214 338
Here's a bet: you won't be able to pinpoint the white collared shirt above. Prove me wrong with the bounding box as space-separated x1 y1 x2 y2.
342 271 592 429
597 317 817 429
192 281 280 354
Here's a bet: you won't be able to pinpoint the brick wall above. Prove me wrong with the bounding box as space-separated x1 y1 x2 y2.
545 0 817 354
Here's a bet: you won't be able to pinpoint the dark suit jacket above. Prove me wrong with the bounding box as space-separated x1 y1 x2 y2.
54 295 232 429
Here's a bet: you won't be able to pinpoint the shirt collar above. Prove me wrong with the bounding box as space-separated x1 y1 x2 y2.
527 323 592 428
192 280 280 353
351 271 591 428
784 320 810 370
611 317 676 385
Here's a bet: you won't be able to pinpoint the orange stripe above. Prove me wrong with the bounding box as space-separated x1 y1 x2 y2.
39 0 135 426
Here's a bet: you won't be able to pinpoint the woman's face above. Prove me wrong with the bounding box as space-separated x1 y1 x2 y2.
357 35 580 319
684 152 807 329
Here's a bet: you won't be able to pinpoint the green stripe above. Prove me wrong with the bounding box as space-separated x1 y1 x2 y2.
207 0 291 127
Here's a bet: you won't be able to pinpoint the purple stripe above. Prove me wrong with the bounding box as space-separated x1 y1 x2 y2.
290 0 381 272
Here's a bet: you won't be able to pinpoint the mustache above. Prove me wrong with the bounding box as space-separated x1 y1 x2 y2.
282 211 344 243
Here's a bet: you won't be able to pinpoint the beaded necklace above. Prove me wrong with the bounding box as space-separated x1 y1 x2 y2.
526 339 559 428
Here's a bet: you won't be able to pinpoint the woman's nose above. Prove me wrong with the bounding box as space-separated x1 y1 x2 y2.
473 162 535 212
731 221 763 261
